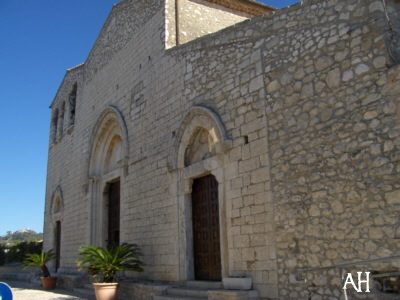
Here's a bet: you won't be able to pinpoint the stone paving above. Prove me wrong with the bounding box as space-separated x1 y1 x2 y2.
4 281 89 300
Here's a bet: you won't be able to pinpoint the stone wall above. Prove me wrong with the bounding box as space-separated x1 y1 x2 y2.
45 65 84 273
258 0 400 298
165 0 273 48
173 0 399 297
44 0 400 298
177 0 251 45
84 0 163 82
174 26 278 297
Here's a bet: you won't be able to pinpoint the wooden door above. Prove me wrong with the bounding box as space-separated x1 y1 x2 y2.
192 174 221 281
107 181 120 248
55 221 61 272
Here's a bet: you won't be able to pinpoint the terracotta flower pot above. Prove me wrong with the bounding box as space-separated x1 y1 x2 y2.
93 282 119 300
41 276 57 290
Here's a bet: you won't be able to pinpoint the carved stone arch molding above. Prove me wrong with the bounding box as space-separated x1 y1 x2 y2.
169 105 232 171
88 105 129 177
87 105 129 246
169 105 232 281
50 185 64 221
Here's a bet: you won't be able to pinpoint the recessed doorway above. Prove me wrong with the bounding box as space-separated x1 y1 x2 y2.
192 174 221 281
107 180 120 248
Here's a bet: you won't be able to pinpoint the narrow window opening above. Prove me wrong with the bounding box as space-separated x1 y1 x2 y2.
68 83 77 126
51 109 59 143
59 102 65 137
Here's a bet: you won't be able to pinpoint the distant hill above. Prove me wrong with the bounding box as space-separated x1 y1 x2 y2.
0 229 43 245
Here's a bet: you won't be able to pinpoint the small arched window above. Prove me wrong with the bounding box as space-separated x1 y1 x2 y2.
68 83 77 126
59 102 65 136
51 109 59 143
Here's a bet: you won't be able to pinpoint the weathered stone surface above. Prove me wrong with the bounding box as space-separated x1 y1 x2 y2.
45 0 400 299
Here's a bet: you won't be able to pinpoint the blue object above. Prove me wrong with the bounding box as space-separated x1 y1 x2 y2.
0 282 13 300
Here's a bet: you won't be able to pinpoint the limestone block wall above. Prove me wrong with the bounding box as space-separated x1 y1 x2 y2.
175 32 278 297
256 0 400 298
44 3 171 275
177 0 251 45
44 0 400 298
68 7 197 282
45 65 87 273
172 0 400 297
84 0 163 82
165 0 272 48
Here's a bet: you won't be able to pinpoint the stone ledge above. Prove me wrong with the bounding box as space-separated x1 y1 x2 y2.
208 289 259 300
223 277 252 290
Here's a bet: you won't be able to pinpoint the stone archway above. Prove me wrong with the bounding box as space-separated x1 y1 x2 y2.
169 105 232 281
50 186 64 273
87 106 128 247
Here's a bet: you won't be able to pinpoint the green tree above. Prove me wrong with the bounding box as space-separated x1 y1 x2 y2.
6 241 42 263
0 244 6 265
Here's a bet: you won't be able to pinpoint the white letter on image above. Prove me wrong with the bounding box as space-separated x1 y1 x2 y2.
343 273 360 292
357 272 370 292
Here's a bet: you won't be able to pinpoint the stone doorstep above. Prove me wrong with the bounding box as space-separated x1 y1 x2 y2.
208 290 259 300
164 286 209 298
154 294 207 300
185 280 223 289
154 281 259 300
154 281 212 300
154 289 259 300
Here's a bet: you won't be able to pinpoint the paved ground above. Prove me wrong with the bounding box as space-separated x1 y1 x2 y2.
3 280 90 300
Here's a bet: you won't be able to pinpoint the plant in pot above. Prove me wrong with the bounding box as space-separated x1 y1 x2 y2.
77 243 144 300
23 249 57 290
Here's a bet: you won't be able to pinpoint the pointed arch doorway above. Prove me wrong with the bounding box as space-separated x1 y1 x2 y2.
192 174 221 281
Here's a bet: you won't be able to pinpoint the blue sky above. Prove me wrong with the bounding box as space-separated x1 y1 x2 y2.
0 0 298 236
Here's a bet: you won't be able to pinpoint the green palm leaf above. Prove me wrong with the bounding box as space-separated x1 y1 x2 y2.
77 243 143 282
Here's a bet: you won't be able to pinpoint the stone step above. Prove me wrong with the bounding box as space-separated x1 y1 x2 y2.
154 296 207 300
154 282 213 300
168 286 209 298
154 280 259 300
185 280 223 289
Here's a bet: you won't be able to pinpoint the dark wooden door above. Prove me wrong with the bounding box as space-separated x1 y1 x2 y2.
192 174 221 281
107 181 120 248
55 221 61 272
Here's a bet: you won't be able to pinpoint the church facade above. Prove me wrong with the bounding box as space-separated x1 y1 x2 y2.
44 0 400 298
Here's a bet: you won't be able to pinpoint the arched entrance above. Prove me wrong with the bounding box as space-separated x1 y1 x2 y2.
50 186 64 273
169 105 232 281
87 106 128 247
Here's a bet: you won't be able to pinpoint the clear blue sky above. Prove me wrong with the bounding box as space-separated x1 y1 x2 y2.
0 0 298 236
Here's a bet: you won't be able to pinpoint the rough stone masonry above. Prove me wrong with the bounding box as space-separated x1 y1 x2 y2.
44 0 400 298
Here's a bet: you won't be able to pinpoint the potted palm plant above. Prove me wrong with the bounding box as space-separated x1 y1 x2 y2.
77 243 143 300
23 249 57 290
